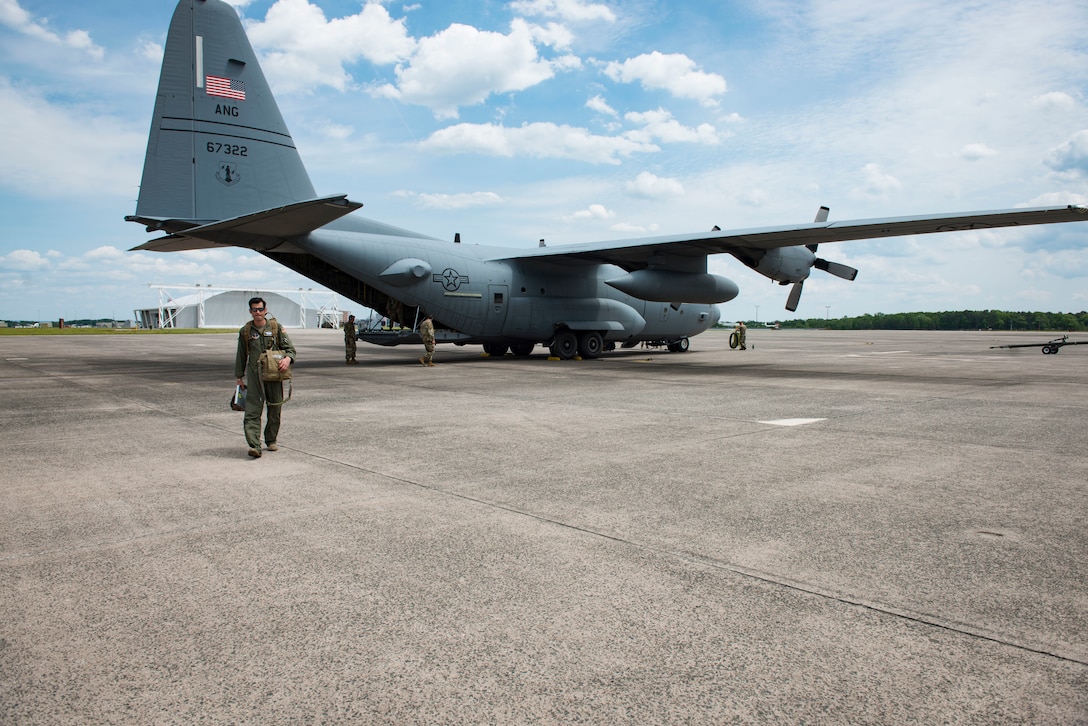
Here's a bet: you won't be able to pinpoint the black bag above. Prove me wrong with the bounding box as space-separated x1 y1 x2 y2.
230 384 246 411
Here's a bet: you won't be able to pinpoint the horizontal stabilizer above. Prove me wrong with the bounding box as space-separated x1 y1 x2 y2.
130 195 362 252
130 234 224 253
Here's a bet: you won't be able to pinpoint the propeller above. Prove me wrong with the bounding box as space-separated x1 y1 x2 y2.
785 278 805 312
784 206 859 312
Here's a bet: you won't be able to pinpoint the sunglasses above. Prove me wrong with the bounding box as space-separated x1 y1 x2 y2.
250 307 266 313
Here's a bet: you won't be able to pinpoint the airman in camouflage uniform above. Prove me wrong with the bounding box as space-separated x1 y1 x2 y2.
343 314 357 364
418 312 435 366
734 320 747 350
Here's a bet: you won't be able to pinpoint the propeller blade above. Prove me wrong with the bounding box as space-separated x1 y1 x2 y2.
807 207 828 252
815 258 858 281
785 281 804 311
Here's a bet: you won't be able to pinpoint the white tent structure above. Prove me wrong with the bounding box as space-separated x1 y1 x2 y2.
135 285 349 329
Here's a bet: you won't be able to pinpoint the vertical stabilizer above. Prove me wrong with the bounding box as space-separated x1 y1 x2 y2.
134 0 316 231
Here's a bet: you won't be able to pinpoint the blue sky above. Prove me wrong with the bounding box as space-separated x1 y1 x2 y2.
2 0 1087 322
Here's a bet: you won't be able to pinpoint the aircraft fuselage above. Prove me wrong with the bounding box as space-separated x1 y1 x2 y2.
298 224 720 346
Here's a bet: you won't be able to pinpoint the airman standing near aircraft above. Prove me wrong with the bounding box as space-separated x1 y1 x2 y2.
235 297 295 458
734 321 747 350
419 312 436 366
343 314 357 364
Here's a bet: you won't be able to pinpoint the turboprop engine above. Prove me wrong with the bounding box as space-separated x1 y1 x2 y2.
728 207 859 311
735 245 858 311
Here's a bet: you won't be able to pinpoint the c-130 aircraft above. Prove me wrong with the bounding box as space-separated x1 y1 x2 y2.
129 0 1088 360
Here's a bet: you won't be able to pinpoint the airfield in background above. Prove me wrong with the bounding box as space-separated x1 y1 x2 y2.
1 329 1085 723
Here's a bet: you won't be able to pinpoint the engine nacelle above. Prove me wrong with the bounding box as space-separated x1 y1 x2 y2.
604 269 740 303
742 246 815 284
379 258 432 286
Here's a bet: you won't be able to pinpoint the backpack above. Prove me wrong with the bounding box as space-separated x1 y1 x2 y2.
243 318 292 402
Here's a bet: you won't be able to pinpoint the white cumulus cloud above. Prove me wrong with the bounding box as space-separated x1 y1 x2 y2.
586 94 617 117
625 171 685 199
1045 130 1088 177
855 163 902 198
566 203 615 221
0 0 104 59
0 249 52 271
509 0 616 23
624 108 720 145
245 0 416 93
956 143 997 161
0 79 145 198
395 191 505 209
604 52 726 107
1031 91 1077 110
420 122 659 164
526 21 575 50
374 19 558 118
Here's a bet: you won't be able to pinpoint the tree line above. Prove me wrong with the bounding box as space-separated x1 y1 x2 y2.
764 310 1088 331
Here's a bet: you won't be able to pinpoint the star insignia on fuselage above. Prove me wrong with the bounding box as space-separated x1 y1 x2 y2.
435 267 470 292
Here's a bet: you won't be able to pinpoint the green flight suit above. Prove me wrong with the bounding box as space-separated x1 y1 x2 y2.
234 318 296 449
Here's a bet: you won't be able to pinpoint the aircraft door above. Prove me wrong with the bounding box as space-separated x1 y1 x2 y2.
482 284 509 336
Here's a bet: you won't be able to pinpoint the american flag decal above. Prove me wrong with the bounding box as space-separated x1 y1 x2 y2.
206 75 246 101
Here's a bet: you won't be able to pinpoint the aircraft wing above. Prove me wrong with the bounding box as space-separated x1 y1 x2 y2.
493 205 1088 267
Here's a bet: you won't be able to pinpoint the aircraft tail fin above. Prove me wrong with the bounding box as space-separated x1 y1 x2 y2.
131 0 320 234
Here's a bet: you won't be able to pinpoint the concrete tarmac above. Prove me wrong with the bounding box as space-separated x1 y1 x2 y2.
1 328 1086 723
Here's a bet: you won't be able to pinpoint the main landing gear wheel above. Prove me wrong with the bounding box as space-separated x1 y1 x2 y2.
510 343 535 357
483 342 509 357
578 331 604 359
668 337 690 353
550 330 578 359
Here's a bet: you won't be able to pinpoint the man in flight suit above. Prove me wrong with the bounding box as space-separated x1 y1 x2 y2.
235 297 296 458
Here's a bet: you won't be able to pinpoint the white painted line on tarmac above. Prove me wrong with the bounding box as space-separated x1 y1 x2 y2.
844 350 911 357
758 418 826 426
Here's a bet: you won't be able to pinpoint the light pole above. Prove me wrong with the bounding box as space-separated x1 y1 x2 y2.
754 305 759 324
825 305 830 321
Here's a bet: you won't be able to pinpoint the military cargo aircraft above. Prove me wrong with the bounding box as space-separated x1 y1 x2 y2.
128 0 1088 359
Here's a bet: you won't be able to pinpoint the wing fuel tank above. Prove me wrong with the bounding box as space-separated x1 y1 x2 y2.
605 270 739 304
